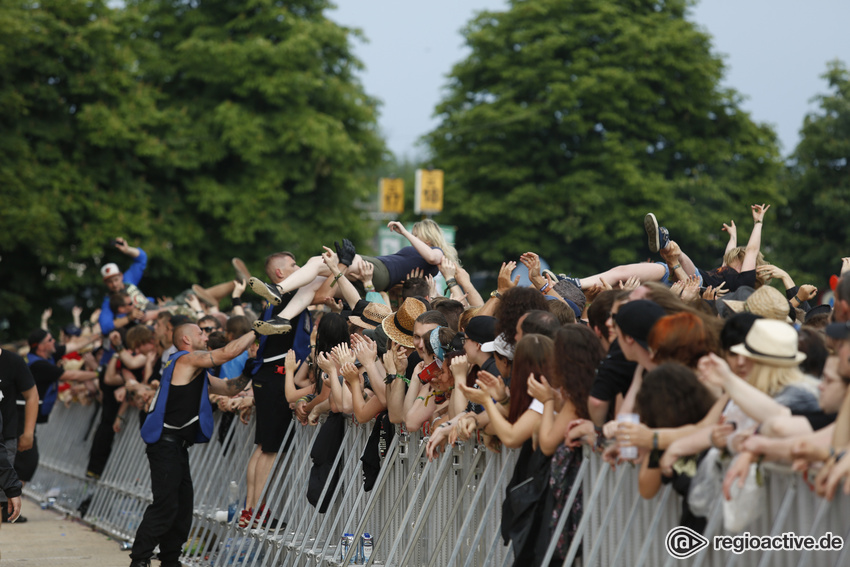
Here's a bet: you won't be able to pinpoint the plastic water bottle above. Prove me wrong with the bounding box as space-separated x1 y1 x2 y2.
227 481 239 523
361 532 373 563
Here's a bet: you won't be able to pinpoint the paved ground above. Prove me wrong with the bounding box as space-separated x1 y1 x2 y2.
0 498 132 566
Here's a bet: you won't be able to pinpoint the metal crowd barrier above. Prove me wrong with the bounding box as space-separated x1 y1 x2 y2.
25 402 850 566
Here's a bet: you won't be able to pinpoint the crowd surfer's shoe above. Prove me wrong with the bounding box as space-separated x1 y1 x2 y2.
253 318 292 335
248 277 282 306
644 213 670 253
557 274 581 290
191 284 218 307
232 258 251 282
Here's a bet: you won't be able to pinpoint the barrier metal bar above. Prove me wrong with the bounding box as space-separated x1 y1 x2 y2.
26 400 850 567
755 476 799 567
461 451 517 567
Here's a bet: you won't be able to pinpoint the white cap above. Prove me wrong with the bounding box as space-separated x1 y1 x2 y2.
480 333 515 360
101 263 121 280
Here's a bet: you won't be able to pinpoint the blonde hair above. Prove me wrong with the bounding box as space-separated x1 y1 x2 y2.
411 219 460 266
747 361 803 396
722 246 769 287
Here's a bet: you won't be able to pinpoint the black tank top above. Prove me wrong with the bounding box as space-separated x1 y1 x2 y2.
163 373 204 442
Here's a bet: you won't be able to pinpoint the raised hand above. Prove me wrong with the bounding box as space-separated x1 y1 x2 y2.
751 204 770 223
497 261 519 294
477 370 507 402
340 362 360 386
331 343 356 367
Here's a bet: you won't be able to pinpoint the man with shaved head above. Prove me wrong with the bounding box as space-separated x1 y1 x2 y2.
128 323 256 567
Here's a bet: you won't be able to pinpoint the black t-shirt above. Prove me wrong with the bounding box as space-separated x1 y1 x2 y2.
698 266 756 292
24 345 67 425
589 339 637 403
0 350 36 440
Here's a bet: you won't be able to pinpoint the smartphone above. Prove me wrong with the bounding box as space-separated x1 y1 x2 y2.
418 361 441 384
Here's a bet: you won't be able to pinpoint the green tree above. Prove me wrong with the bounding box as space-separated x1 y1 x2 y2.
0 0 165 338
122 0 385 286
775 60 850 287
0 0 384 340
425 0 783 274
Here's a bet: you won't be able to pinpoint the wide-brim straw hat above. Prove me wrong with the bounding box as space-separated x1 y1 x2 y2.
349 302 392 331
721 285 792 322
729 318 807 367
382 298 427 348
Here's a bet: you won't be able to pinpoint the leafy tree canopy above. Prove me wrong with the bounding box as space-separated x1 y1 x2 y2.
0 0 384 340
775 60 850 287
426 0 784 275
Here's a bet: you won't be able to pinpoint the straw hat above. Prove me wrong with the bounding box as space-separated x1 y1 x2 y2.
720 285 792 322
382 298 427 348
349 302 392 331
729 319 807 367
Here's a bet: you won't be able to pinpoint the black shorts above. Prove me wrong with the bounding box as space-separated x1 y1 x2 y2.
252 365 293 453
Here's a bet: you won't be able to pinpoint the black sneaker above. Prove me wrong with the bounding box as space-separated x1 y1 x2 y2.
129 560 151 567
248 277 282 306
334 239 357 267
253 318 292 335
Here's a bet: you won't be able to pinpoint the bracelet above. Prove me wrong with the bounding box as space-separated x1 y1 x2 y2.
416 396 426 402
446 278 458 288
755 220 763 224
330 272 344 288
498 394 510 406
384 373 396 385
115 343 124 352
836 450 847 463
652 431 659 451
364 283 375 292
794 295 803 303
671 264 682 271
231 296 242 303
540 282 550 293
397 372 410 385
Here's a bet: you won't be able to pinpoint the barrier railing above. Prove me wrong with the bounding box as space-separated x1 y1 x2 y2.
26 402 850 566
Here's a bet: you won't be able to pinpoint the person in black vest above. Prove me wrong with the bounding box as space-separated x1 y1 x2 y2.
128 323 256 567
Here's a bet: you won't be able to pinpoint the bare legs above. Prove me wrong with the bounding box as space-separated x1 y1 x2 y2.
578 262 669 289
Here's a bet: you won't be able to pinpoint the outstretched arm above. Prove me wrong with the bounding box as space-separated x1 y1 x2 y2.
742 204 769 272
387 221 443 265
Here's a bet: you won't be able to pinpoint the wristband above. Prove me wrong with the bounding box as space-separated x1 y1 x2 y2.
330 272 344 288
671 264 682 271
115 343 124 352
445 278 458 288
755 220 763 224
498 394 510 406
540 282 550 293
652 431 659 451
384 373 396 385
364 283 375 292
794 295 803 303
231 296 242 302
836 450 847 463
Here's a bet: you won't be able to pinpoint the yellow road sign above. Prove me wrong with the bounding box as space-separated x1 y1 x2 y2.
415 169 443 214
380 178 404 214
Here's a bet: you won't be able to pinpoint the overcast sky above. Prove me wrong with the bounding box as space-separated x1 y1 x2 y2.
329 0 850 159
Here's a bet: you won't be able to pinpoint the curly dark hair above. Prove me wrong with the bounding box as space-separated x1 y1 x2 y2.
551 325 605 420
636 363 716 428
495 286 549 346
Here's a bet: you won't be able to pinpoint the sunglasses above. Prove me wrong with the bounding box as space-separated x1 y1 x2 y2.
200 327 217 334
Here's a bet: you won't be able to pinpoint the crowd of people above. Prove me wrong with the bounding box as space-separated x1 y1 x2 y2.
2 207 850 567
